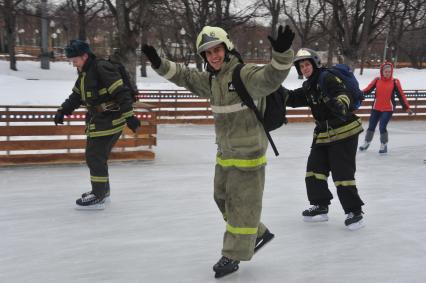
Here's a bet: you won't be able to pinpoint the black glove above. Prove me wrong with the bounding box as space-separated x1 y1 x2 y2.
267 25 295 53
54 110 64 125
142 44 161 69
126 115 141 133
326 98 348 116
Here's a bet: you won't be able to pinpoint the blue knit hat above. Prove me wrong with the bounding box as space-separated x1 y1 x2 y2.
65 39 92 58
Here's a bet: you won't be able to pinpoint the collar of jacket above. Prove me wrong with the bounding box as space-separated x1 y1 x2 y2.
81 54 96 73
304 67 321 90
212 55 240 78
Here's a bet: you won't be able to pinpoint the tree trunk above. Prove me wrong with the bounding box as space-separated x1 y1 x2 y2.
115 0 138 84
4 0 17 71
78 0 87 40
140 26 148 77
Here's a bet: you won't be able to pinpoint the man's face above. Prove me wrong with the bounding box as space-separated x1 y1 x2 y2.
299 59 314 78
205 44 226 71
69 54 88 71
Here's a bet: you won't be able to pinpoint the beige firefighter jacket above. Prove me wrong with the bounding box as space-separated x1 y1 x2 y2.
154 49 294 168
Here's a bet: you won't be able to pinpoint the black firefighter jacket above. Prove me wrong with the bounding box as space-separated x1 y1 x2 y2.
286 68 363 146
60 56 134 138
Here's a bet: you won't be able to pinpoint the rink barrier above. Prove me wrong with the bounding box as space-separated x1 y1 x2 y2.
136 89 426 124
0 105 157 166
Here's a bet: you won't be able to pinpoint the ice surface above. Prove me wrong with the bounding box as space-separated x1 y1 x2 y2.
1 121 426 283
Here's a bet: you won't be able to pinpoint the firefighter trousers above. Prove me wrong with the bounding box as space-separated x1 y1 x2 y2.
305 136 364 214
214 164 268 261
85 132 121 198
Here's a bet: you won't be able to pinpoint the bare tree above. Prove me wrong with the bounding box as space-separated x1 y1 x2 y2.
388 0 426 68
322 0 390 69
283 0 326 47
105 0 153 83
67 0 105 41
156 0 259 70
0 0 24 70
260 0 283 38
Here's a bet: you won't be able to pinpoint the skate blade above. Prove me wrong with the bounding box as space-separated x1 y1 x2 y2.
303 214 329 222
214 265 239 278
75 203 105 210
346 220 365 231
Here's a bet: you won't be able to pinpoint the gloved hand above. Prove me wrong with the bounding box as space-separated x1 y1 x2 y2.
126 115 141 133
267 25 295 53
54 110 64 125
326 98 348 116
142 44 161 69
407 109 414 116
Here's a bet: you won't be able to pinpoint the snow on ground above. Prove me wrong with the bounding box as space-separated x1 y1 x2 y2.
1 60 426 106
1 121 426 283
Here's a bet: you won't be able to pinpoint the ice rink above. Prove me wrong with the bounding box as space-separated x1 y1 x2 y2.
1 121 426 283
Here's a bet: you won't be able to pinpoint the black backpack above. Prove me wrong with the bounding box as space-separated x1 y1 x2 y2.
97 59 139 102
232 64 288 156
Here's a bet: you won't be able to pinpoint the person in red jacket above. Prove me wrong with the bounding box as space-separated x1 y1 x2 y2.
359 61 413 153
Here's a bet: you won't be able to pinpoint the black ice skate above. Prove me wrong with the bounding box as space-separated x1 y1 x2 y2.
379 143 388 154
75 193 105 210
81 190 111 203
254 229 275 254
345 211 365 231
213 256 240 278
302 205 329 222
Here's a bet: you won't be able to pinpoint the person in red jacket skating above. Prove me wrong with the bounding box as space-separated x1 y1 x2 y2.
359 61 413 153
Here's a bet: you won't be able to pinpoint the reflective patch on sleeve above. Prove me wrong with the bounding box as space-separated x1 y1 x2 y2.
164 62 177 80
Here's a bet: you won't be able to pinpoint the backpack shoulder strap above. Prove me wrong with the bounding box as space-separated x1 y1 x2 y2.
232 64 257 110
232 63 281 156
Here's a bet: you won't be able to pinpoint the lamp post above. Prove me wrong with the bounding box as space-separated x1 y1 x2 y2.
179 28 186 62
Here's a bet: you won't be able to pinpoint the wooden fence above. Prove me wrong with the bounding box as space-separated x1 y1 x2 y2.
137 89 426 124
0 105 156 166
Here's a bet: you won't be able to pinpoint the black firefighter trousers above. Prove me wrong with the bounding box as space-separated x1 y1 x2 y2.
305 135 364 214
85 132 121 199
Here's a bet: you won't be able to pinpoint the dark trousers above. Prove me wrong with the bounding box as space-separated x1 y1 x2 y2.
305 136 364 214
367 109 393 134
85 132 121 198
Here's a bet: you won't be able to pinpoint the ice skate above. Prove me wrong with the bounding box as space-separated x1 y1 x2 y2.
81 190 111 203
213 256 240 278
254 229 275 254
359 141 370 151
379 143 388 154
302 205 329 222
345 211 365 231
75 193 105 210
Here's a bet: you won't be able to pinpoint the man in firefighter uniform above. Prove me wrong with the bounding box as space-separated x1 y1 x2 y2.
142 26 294 278
54 40 140 210
285 48 365 230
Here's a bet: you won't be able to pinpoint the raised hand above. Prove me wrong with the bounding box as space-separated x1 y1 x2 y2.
267 25 295 53
142 44 161 69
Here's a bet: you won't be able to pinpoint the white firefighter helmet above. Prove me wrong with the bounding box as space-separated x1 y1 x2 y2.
293 48 322 76
196 26 234 54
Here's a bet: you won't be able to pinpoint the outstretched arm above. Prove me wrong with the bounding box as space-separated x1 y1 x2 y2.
142 44 211 98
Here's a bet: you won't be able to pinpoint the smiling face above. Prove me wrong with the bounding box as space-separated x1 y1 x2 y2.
204 44 226 71
298 59 314 78
69 53 89 72
382 65 392 79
